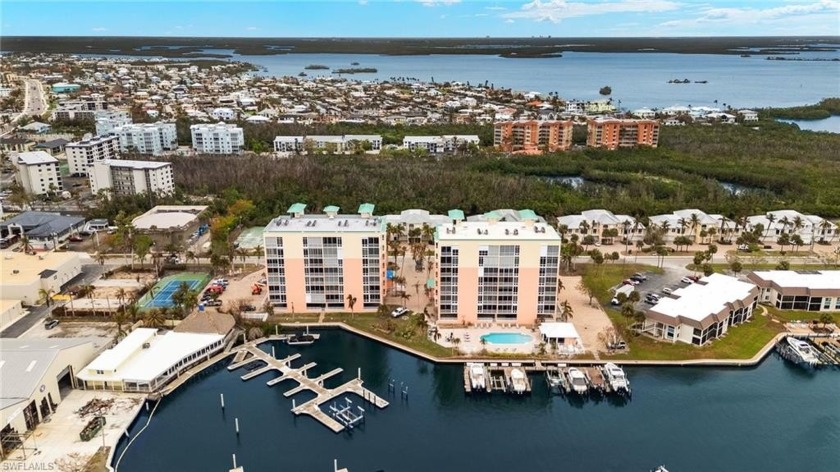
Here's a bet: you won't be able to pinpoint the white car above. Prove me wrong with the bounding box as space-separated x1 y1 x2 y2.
662 287 673 294
391 307 409 318
680 277 693 284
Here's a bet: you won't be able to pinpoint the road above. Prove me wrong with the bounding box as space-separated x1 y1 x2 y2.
6 78 48 131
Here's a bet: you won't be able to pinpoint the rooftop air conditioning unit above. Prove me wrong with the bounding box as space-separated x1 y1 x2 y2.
142 343 151 349
12 270 20 274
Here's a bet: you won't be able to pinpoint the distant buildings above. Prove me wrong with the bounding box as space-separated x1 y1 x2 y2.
0 212 85 252
89 159 175 197
273 134 382 154
493 120 573 153
263 203 385 312
94 110 132 136
402 135 480 154
13 151 63 195
66 134 120 175
746 210 837 245
191 122 244 155
53 98 108 121
115 122 178 155
642 273 758 345
434 209 562 326
557 210 645 244
587 118 660 149
131 205 208 248
747 270 840 312
648 209 737 243
0 250 83 303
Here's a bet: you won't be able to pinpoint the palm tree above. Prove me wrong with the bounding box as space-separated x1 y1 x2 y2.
124 303 140 323
689 213 701 242
346 294 357 314
578 220 590 237
115 288 127 312
113 311 127 341
764 213 776 241
622 220 632 253
558 300 574 322
144 308 165 329
421 223 435 246
185 250 197 269
20 234 33 254
778 216 791 236
38 288 55 307
400 292 411 308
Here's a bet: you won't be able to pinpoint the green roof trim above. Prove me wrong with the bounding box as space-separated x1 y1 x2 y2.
448 209 465 220
324 205 340 213
287 203 307 214
357 203 375 214
518 209 538 220
426 278 436 289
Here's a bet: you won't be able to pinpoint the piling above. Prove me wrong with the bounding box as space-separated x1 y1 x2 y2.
220 393 225 409
235 418 240 435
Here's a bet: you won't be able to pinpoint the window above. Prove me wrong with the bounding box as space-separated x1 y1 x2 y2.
824 298 833 310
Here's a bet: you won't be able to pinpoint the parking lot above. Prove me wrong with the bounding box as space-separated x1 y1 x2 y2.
614 267 697 312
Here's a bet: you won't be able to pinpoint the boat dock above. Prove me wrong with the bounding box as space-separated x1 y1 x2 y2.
778 335 840 368
583 367 610 394
465 363 531 394
229 343 389 433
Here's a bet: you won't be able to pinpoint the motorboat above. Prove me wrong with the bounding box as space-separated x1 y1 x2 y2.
784 337 819 367
566 368 589 395
286 327 320 346
509 368 528 394
603 363 631 394
468 363 486 390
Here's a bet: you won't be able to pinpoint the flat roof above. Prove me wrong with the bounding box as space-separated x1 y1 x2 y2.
647 273 756 328
16 151 58 165
100 159 170 170
132 206 207 230
0 251 81 285
78 328 224 383
748 270 840 291
539 322 581 340
265 214 384 233
436 220 561 242
358 203 375 214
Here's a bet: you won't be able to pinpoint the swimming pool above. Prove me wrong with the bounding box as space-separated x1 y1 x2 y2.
480 332 533 345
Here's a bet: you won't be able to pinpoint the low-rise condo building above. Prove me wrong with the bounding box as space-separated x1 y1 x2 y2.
747 270 840 312
434 209 562 326
403 135 480 153
89 159 175 196
94 110 132 136
649 209 738 243
0 212 85 252
493 120 573 153
587 118 660 149
273 134 382 154
263 203 386 312
14 151 63 195
557 210 645 244
191 122 244 155
115 122 178 155
746 210 837 245
66 134 120 175
642 273 758 345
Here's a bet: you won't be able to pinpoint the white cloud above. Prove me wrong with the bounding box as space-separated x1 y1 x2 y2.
505 19 515 23
486 6 508 11
415 0 461 7
658 0 840 29
245 26 259 31
91 27 108 32
358 0 368 5
503 0 679 23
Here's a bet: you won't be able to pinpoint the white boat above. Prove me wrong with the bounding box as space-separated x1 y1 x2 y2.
603 363 631 394
508 368 528 394
786 337 819 366
468 363 486 390
566 368 589 395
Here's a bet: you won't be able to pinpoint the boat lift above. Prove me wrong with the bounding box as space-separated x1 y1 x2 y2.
329 397 365 430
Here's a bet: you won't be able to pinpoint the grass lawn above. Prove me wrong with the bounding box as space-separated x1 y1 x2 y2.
323 312 453 358
764 306 840 325
685 262 823 273
579 263 784 361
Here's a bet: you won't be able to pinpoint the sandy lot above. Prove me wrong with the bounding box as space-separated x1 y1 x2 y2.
22 320 115 351
561 275 616 354
216 267 268 312
0 390 145 470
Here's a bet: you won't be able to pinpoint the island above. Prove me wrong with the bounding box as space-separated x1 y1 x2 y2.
332 67 378 74
304 64 330 70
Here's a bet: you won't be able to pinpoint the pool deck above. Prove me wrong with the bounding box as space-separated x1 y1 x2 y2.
437 327 540 355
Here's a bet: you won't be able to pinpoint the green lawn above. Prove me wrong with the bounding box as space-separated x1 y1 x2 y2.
764 306 840 325
323 312 454 358
580 263 784 361
685 263 826 272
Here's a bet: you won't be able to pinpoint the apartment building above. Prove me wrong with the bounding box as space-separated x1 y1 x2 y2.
493 120 573 153
557 210 645 244
116 122 178 155
747 210 837 245
263 203 386 312
190 122 244 155
89 159 175 196
66 134 120 175
273 136 304 153
648 209 737 243
94 110 133 136
747 270 840 312
586 118 660 149
403 135 479 154
14 151 63 196
273 135 382 154
53 99 109 121
434 209 562 326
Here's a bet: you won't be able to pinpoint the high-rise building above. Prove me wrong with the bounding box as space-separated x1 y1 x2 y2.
493 120 574 153
14 151 63 195
191 122 244 155
115 122 178 155
434 209 562 326
65 134 120 176
89 159 175 196
263 203 386 312
586 118 660 149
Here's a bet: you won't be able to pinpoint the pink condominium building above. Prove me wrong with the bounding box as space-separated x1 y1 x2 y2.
434 209 562 326
263 203 386 313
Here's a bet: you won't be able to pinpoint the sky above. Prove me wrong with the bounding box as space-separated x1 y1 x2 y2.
2 0 839 37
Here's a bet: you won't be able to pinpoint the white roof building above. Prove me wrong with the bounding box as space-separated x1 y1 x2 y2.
746 210 837 244
539 322 582 353
14 151 63 196
89 159 175 197
77 328 226 392
557 210 644 242
747 270 840 312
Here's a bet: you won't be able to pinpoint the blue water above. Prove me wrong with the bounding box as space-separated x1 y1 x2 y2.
78 50 840 109
778 116 840 133
480 332 533 345
114 329 839 472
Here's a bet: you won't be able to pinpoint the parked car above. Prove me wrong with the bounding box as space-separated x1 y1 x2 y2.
44 319 60 330
680 277 694 284
630 275 645 283
632 272 648 281
239 304 256 312
662 287 674 294
213 278 229 287
205 299 223 307
390 307 409 318
607 339 627 350
623 279 640 286
69 234 84 242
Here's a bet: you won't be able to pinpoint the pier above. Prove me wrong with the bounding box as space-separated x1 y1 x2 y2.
465 363 531 394
229 343 389 433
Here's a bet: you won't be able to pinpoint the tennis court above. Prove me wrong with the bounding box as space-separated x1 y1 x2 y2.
137 273 210 310
234 226 265 250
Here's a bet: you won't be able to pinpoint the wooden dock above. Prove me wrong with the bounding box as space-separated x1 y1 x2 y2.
584 367 609 394
230 343 389 433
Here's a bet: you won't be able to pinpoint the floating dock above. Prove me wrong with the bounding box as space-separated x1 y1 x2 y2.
465 363 531 395
230 343 389 433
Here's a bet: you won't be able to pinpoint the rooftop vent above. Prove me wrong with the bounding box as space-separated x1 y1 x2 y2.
513 229 519 236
